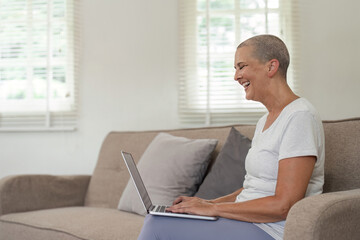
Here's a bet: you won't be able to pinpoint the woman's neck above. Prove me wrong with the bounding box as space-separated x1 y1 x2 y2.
262 80 299 115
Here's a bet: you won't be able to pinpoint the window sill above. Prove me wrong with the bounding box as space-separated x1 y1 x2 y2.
0 127 77 132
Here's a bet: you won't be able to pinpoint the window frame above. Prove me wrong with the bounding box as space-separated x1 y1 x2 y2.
178 0 299 127
0 0 79 132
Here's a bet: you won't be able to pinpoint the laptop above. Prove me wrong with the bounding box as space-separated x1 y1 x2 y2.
121 151 218 221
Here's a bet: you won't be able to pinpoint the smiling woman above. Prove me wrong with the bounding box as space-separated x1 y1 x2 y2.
233 35 290 103
138 35 325 240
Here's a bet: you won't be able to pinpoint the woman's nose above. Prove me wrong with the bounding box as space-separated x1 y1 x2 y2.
234 71 242 81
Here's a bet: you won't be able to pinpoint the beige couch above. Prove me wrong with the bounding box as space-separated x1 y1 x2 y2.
1 118 360 240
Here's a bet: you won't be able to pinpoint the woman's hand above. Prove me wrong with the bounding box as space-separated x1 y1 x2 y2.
166 196 217 216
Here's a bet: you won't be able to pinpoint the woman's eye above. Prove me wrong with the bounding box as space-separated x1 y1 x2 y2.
240 65 247 70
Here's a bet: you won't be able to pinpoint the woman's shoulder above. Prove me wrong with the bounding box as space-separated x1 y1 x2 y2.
283 98 320 120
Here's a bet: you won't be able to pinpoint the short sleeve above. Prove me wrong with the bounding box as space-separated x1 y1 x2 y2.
278 111 319 161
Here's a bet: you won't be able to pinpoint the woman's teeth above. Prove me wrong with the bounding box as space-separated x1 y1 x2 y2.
242 82 250 88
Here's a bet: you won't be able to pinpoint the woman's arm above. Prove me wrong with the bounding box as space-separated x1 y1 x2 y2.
168 156 316 223
171 188 243 207
210 188 244 203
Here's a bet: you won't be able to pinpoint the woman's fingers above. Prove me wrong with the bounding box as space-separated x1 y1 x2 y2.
172 196 192 205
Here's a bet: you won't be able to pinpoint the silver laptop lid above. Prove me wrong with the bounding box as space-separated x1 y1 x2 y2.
121 151 153 212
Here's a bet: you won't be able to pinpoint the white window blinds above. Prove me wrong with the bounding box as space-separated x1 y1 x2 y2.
178 0 299 126
0 0 79 131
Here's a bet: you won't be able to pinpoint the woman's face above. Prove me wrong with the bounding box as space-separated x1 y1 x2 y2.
234 46 268 102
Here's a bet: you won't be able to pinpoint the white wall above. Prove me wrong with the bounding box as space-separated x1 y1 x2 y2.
0 0 179 179
298 0 360 119
0 0 359 179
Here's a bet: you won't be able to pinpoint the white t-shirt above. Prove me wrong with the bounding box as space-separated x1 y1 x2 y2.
235 98 325 239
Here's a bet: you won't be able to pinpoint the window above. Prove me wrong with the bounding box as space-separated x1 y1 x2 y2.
0 0 79 131
178 0 299 126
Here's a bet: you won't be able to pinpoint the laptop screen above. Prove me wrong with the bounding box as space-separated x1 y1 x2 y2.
121 151 153 211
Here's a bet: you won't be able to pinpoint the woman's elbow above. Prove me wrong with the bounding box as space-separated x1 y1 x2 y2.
278 204 291 220
275 200 293 220
274 194 305 220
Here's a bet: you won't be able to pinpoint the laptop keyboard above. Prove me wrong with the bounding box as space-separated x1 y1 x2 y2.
153 205 190 215
154 205 169 213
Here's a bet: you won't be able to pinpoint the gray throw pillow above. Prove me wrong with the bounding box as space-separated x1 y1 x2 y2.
118 132 218 216
195 127 251 200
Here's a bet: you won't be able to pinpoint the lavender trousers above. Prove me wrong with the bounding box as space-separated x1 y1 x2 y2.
138 215 274 240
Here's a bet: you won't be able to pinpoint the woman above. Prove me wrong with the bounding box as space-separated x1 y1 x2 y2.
138 35 325 240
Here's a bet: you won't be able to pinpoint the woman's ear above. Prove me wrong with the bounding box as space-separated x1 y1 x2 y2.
267 59 280 78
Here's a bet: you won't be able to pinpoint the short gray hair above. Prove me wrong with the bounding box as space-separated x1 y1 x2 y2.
237 34 290 79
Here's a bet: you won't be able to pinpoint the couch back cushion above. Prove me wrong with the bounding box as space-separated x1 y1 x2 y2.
84 125 255 208
84 118 360 208
322 118 360 193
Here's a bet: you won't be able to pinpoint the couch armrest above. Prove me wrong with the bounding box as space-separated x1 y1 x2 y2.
284 189 360 240
0 174 91 215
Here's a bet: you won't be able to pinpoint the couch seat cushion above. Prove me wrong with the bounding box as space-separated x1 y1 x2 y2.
0 207 144 240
